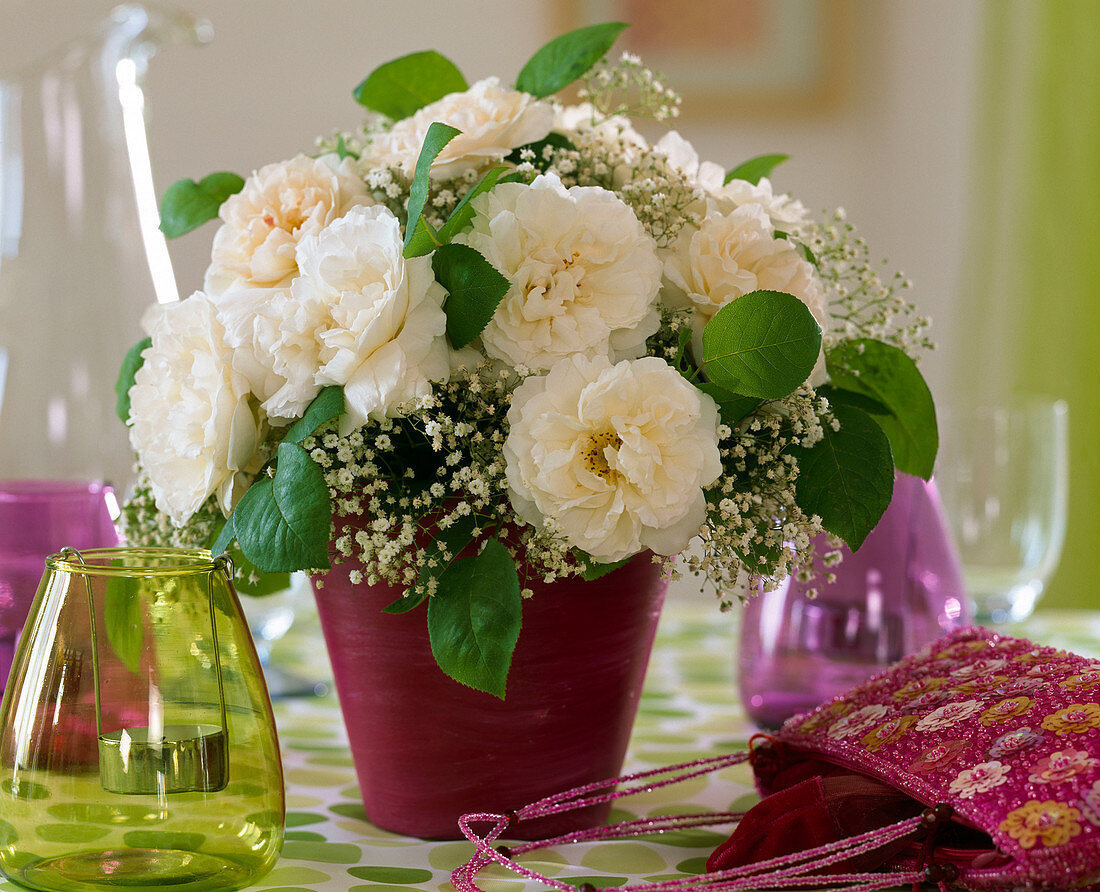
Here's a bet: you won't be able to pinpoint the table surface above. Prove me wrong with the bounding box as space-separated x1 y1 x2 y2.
5 600 1097 892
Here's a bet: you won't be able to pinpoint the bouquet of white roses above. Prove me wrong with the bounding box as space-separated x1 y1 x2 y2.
117 23 935 696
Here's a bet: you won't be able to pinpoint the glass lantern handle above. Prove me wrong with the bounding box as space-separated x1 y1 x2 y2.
58 546 105 741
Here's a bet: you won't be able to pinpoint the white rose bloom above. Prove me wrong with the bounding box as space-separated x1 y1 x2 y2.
215 285 325 424
504 354 722 563
292 204 450 433
457 172 662 370
662 201 828 380
654 131 726 194
361 77 554 180
654 131 808 228
129 293 263 525
714 176 810 229
205 153 371 296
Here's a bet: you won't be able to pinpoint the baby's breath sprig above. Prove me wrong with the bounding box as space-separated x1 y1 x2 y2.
578 52 682 122
810 210 933 360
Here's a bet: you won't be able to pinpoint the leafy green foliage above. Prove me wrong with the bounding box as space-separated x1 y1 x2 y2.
403 122 461 254
233 442 332 572
437 166 508 243
353 50 468 118
432 243 511 348
695 382 759 428
115 337 151 424
701 290 822 399
826 339 938 480
793 403 895 550
515 22 628 98
207 518 290 597
159 172 244 238
724 153 790 186
383 513 478 614
283 387 346 444
427 538 522 697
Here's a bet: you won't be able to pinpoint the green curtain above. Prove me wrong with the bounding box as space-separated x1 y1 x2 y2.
961 0 1100 608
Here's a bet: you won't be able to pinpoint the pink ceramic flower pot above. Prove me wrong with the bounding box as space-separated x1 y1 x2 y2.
313 553 667 839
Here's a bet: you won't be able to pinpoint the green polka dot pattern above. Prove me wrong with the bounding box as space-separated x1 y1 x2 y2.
224 600 1094 891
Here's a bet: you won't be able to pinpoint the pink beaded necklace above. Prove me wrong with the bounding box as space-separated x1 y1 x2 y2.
452 752 958 892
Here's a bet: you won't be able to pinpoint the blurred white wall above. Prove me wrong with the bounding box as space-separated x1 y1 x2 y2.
2 0 982 400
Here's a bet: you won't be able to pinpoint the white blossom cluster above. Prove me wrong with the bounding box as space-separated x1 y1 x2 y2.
121 54 931 602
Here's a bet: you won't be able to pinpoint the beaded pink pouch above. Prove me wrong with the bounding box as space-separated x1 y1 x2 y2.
454 628 1100 892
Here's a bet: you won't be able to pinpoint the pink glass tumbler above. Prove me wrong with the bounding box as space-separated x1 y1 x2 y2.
0 480 119 689
738 473 968 729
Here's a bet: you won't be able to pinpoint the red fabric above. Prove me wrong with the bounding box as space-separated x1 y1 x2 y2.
706 772 924 874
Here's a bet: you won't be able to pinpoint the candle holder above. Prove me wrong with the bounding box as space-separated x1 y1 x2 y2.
0 548 284 891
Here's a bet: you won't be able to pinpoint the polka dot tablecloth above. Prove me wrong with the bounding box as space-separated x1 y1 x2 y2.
5 602 1097 892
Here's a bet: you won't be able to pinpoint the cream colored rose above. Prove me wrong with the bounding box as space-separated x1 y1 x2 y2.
204 153 371 296
662 201 828 380
504 354 722 563
361 77 553 179
129 293 263 525
291 204 450 433
457 172 662 370
655 131 809 228
215 285 325 424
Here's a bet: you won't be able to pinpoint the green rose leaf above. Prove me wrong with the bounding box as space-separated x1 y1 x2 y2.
437 166 507 243
432 243 511 349
115 336 151 424
701 290 822 399
159 172 245 238
353 50 468 119
233 442 332 573
515 22 629 98
211 512 236 557
404 122 461 255
207 518 290 597
794 402 894 551
816 384 890 417
283 386 346 444
427 538 521 698
826 339 938 480
383 513 478 615
723 153 790 186
695 382 760 428
403 216 443 258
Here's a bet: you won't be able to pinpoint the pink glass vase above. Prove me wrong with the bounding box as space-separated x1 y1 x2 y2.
313 552 667 840
0 480 119 690
738 473 968 729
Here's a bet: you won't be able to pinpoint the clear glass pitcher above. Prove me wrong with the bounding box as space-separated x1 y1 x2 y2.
0 3 210 487
0 547 284 891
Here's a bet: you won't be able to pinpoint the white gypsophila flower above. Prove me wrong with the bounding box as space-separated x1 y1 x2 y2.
361 77 554 179
457 172 662 370
292 204 450 433
129 293 263 525
504 354 722 563
204 153 371 296
662 201 829 381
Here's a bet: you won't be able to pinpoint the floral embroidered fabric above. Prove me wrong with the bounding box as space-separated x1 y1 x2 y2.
760 627 1100 890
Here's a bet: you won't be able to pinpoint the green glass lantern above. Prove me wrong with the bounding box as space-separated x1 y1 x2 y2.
0 548 284 891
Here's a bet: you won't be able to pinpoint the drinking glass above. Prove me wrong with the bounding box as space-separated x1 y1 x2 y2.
935 397 1069 624
0 480 119 688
